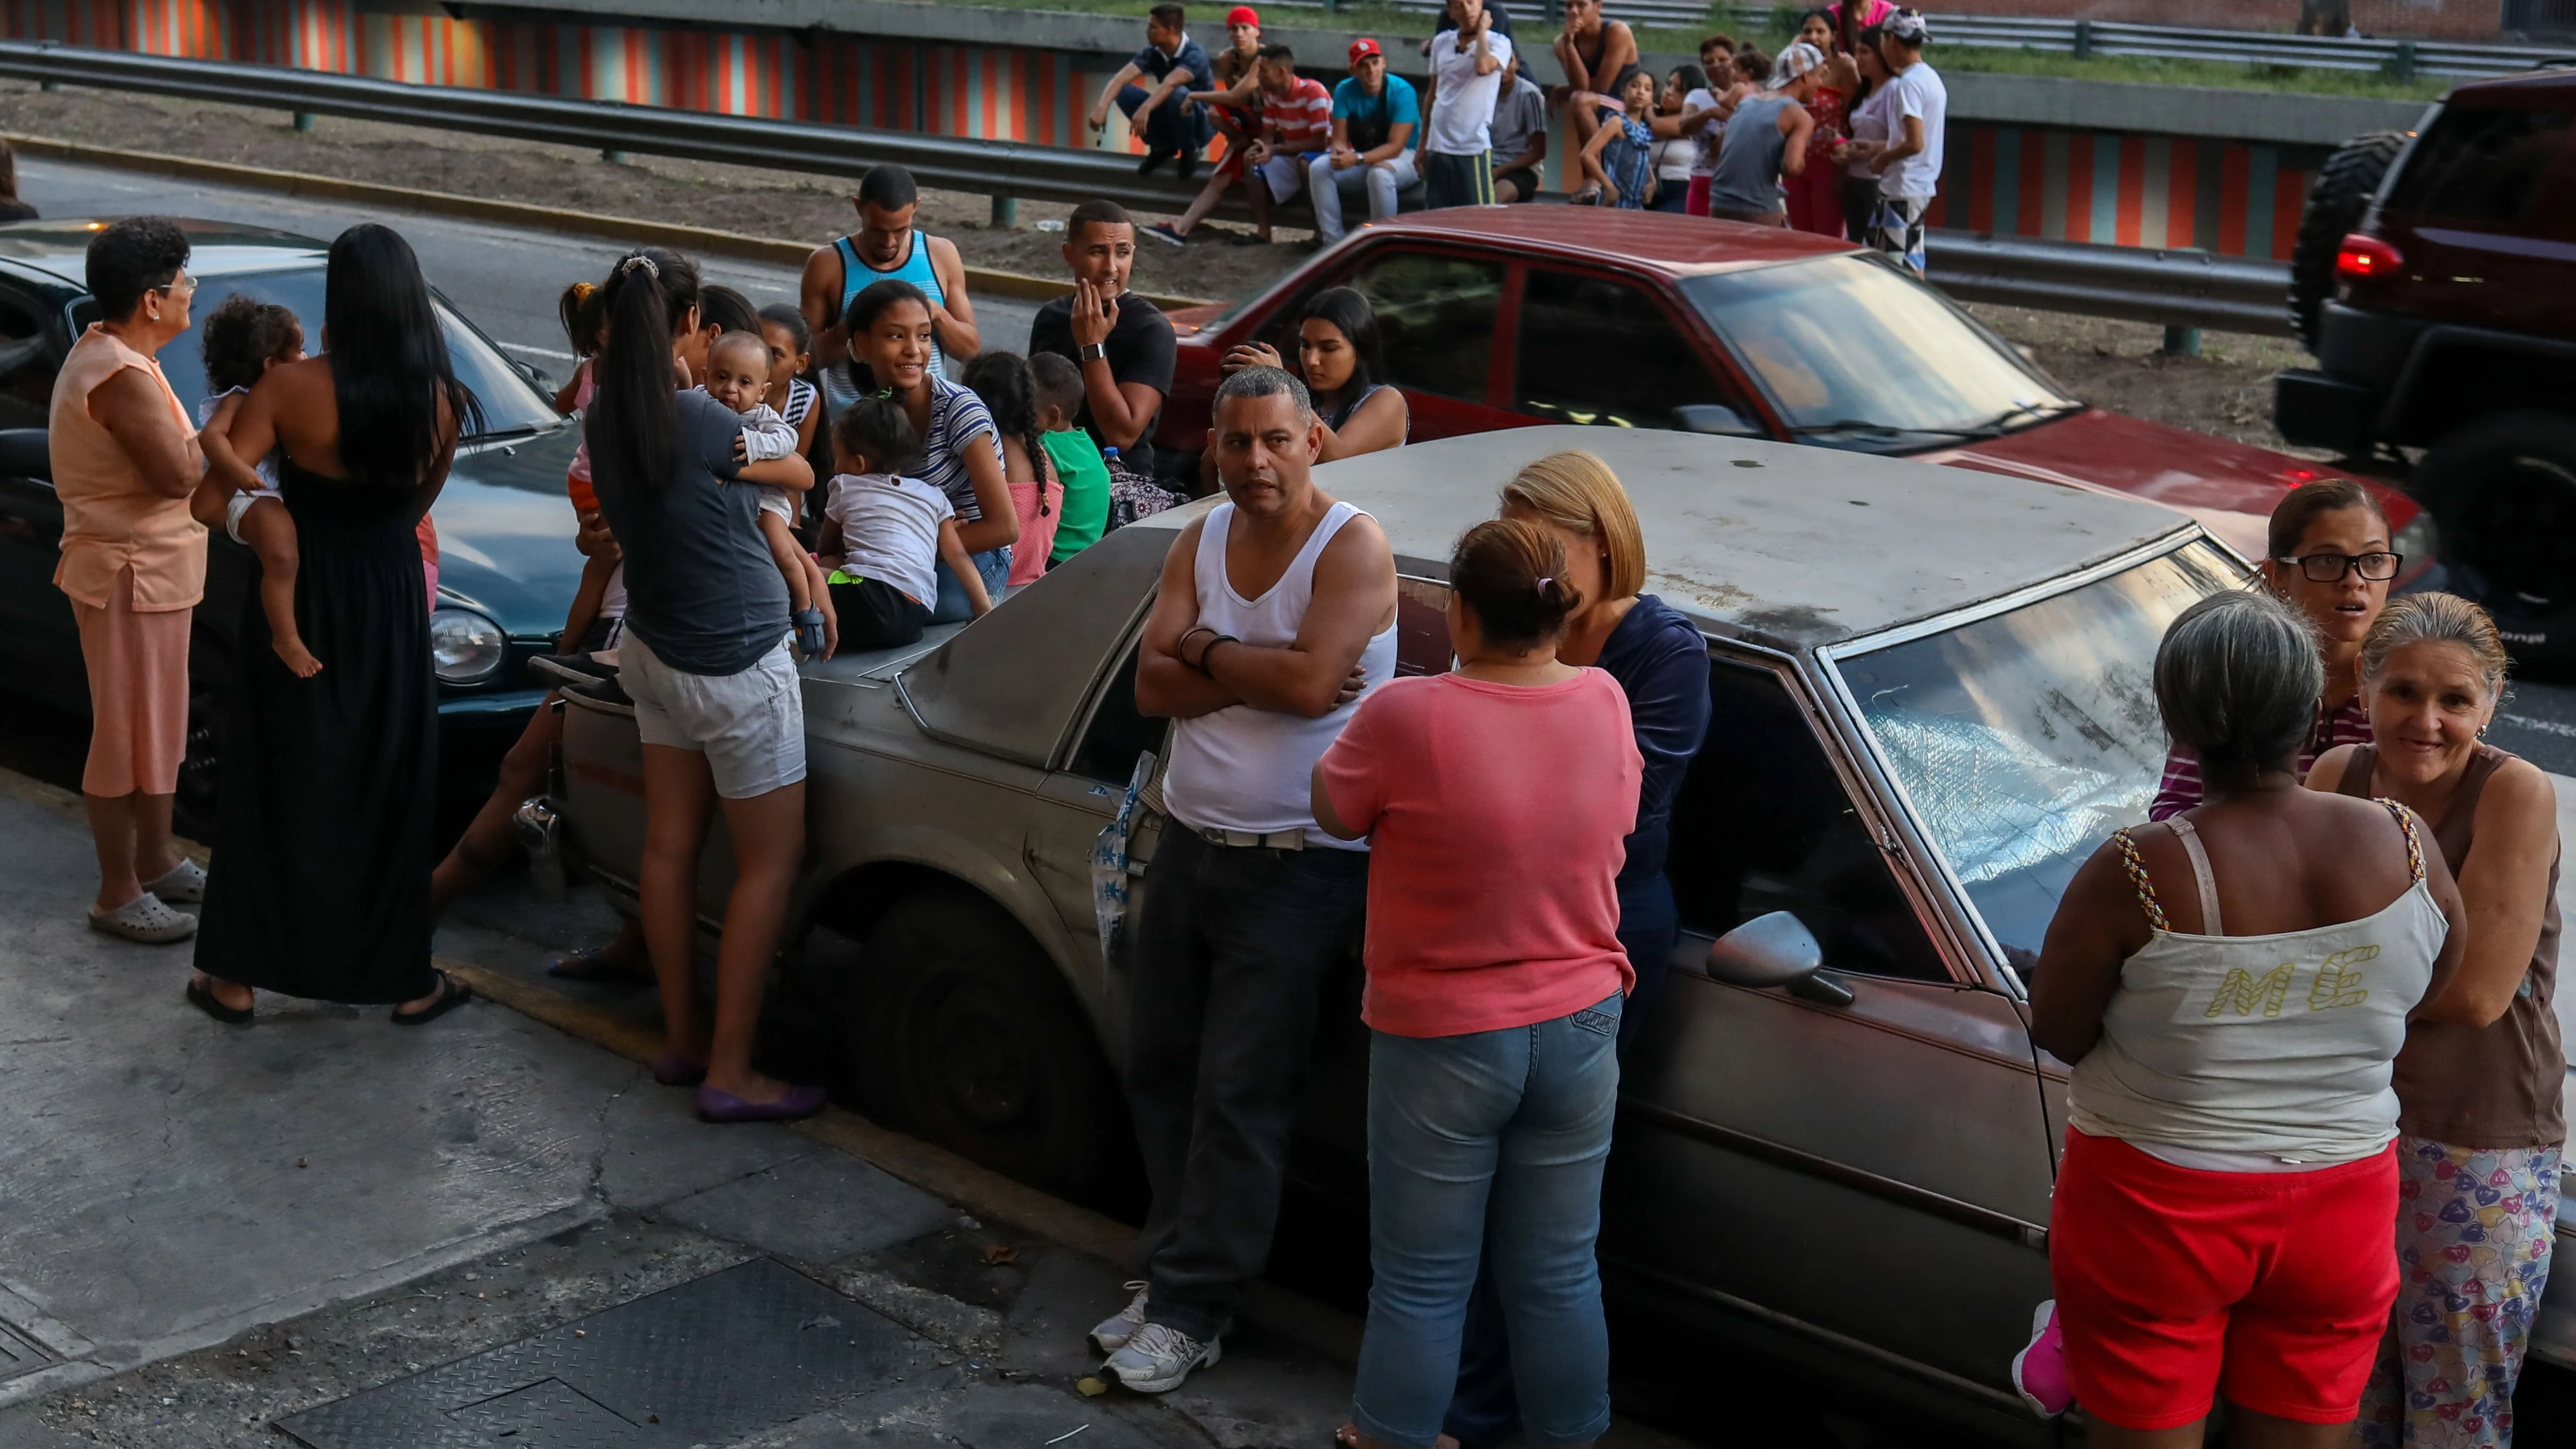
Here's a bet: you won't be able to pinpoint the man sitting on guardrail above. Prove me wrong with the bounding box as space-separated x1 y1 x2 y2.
1091 3 1218 181
1310 40 1421 245
1839 8 1944 276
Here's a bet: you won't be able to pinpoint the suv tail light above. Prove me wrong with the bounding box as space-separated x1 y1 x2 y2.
2334 233 2404 282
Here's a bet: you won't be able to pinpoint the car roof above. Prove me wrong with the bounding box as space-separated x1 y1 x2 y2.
0 218 325 290
1352 207 1857 276
1133 427 2199 653
2445 64 2576 109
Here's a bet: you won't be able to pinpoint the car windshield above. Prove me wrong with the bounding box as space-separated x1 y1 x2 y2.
1833 541 2244 973
156 265 559 438
1681 254 2080 451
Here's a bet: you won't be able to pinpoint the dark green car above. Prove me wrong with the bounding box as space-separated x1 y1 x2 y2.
0 218 585 832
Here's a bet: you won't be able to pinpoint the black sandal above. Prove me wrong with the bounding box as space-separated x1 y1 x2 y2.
186 975 253 1026
391 970 473 1026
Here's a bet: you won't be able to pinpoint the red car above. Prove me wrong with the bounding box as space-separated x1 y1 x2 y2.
1156 209 2427 572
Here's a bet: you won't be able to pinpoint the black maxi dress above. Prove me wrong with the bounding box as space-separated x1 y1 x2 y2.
193 455 438 1002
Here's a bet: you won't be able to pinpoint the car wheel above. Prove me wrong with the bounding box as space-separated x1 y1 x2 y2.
2420 410 2576 671
174 617 234 844
851 889 1138 1208
2288 130 2406 350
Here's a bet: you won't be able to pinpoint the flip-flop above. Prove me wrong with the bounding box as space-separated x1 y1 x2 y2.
185 975 253 1025
391 970 473 1027
545 945 654 984
143 857 208 904
89 891 196 944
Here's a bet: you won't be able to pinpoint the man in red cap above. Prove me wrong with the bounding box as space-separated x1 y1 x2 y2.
1308 38 1420 242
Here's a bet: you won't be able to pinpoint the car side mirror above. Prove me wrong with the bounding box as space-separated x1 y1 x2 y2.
1675 403 1761 437
0 427 49 482
1706 913 1856 1006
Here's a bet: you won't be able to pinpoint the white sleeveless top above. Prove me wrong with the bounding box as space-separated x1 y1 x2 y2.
2066 802 2449 1165
1163 500 1398 850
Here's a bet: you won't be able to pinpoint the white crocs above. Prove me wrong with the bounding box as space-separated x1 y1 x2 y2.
88 891 197 944
143 856 208 904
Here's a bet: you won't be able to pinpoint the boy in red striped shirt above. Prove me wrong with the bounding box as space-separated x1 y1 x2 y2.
1149 44 1334 246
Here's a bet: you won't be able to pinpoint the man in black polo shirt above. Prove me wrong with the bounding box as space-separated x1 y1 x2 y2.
1029 200 1178 479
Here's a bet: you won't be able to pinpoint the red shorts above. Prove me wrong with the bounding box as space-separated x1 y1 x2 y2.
2050 1129 2399 1431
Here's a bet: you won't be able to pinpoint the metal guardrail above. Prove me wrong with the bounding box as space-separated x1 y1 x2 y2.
1272 1 2572 81
0 39 2289 335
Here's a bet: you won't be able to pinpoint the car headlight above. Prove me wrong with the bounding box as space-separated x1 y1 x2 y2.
2393 508 2440 569
429 607 508 685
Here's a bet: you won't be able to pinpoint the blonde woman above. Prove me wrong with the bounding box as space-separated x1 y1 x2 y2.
2309 594 2562 1449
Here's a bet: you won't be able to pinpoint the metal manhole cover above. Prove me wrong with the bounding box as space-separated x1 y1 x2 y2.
0 1319 56 1384
278 1257 920 1447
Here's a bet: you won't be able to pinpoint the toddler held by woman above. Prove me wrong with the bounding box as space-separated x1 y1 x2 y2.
190 293 318 676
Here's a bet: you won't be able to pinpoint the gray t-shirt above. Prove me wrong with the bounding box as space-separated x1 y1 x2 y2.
1708 94 1792 216
1489 76 1547 169
589 388 791 677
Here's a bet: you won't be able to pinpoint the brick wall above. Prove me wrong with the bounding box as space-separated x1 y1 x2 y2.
1936 1 2505 40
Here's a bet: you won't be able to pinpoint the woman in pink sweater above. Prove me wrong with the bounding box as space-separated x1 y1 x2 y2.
1313 518 1644 1449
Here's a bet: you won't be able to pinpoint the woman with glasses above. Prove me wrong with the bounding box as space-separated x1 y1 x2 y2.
2309 595 2562 1449
2149 479 2398 820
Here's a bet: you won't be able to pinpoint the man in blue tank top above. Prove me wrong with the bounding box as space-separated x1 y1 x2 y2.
801 164 980 409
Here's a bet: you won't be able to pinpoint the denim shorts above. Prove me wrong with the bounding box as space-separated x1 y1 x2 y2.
620 632 806 799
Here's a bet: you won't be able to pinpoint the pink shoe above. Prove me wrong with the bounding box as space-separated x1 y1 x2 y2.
2011 1299 2073 1418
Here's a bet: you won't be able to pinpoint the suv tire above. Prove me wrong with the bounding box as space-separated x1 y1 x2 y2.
174 618 233 844
2290 130 2407 350
851 888 1138 1207
2420 409 2576 670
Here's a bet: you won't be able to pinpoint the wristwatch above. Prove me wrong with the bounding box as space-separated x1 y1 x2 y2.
1079 341 1109 364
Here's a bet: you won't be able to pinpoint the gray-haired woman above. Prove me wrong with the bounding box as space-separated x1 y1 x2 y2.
2029 588 2465 1447
2307 593 2562 1449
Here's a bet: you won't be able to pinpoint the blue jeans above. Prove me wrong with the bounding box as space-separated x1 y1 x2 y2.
1353 997 1622 1449
927 545 1010 624
1117 83 1213 157
1447 875 1674 1447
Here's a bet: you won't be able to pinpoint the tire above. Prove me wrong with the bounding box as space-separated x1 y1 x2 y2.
2419 410 2576 671
2288 130 2406 350
172 616 234 844
850 888 1139 1209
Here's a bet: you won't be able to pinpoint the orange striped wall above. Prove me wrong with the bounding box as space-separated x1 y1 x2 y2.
3 0 2321 259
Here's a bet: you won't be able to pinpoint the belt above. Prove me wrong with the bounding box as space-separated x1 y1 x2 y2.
1195 826 1306 851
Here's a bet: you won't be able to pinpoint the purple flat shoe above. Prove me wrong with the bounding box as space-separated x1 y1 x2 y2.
694 1083 827 1124
652 1051 707 1087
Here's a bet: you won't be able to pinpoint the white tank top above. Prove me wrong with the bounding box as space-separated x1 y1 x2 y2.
2067 802 2449 1165
1162 499 1398 850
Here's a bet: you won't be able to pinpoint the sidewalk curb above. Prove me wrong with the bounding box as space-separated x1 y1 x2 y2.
2 132 1215 312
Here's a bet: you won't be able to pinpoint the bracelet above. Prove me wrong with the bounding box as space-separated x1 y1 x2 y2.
1197 633 1239 673
1177 625 1217 671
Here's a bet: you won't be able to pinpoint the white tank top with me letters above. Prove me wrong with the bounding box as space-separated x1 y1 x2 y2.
2066 803 2448 1167
1162 500 1398 850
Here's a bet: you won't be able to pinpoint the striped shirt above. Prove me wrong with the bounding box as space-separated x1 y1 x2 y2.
780 375 818 429
920 373 1003 524
2148 697 2372 821
1266 76 1335 155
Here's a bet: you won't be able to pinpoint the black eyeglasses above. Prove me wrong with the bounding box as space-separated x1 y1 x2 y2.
2276 551 2402 583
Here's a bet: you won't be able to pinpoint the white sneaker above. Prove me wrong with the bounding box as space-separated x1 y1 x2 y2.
1087 1280 1151 1355
1104 1322 1220 1393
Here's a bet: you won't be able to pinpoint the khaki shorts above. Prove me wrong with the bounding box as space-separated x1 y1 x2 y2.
620 631 805 799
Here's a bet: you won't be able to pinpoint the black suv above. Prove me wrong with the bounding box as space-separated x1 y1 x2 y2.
2276 67 2576 663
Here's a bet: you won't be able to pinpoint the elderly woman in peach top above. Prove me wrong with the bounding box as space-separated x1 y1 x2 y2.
48 217 206 942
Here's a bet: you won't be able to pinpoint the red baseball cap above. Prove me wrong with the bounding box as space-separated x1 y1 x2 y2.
1226 5 1260 26
1348 37 1381 64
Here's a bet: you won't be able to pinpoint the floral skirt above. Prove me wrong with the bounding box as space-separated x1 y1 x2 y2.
2354 1138 2562 1448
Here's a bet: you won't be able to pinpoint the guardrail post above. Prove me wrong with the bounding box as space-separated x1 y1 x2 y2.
292 111 315 133
2161 326 2202 357
2392 41 2419 85
991 195 1018 229
602 148 630 164
38 78 57 93
2073 18 2093 61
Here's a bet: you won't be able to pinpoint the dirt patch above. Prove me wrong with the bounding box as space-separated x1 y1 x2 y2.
0 79 1305 301
0 80 2322 447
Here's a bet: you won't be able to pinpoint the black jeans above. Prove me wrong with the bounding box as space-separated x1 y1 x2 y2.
1126 826 1369 1342
1445 871 1681 1446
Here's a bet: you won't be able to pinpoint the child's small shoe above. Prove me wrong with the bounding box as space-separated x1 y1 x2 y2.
793 608 828 659
2010 1299 2073 1418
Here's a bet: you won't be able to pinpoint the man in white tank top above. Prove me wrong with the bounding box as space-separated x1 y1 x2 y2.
1087 366 1398 1394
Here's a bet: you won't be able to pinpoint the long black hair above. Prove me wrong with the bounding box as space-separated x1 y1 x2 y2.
838 278 932 398
589 246 703 497
1300 285 1382 401
961 351 1051 501
701 284 759 337
326 223 480 490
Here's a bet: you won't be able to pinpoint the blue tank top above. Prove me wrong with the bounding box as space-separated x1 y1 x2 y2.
834 229 947 381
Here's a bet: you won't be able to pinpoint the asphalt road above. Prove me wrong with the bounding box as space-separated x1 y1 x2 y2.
11 156 1047 389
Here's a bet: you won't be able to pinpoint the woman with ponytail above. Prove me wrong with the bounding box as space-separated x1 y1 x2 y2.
1311 518 1642 1449
586 246 828 1123
191 223 482 1027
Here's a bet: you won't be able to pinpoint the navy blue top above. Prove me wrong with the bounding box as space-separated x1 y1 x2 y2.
1131 35 1214 86
1596 594 1712 885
